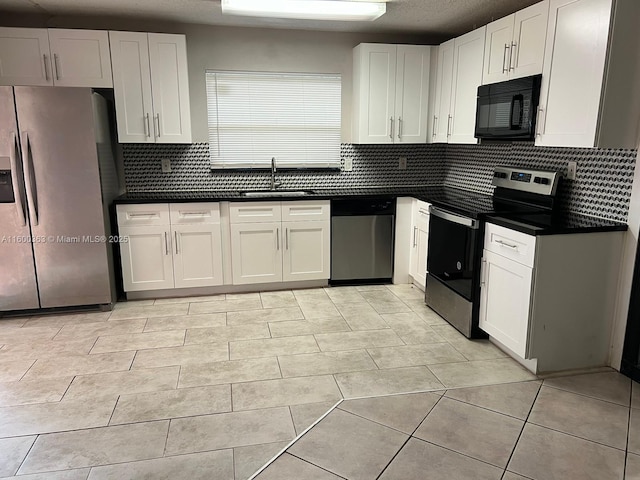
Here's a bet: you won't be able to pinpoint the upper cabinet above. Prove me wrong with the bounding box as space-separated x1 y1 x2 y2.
352 43 431 144
482 1 549 85
0 28 112 87
110 31 192 144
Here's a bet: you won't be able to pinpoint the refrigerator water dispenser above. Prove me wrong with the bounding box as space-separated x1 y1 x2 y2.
0 157 15 203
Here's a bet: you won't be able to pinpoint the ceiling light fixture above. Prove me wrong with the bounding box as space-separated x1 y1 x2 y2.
221 0 386 22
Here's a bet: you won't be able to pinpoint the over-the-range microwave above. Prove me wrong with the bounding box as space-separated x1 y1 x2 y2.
474 74 542 141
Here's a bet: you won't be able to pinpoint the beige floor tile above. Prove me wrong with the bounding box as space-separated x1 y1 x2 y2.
19 421 169 474
627 453 640 480
259 291 298 309
297 299 341 320
23 312 111 328
430 324 469 342
289 401 337 435
278 350 377 377
0 317 28 328
0 435 37 477
381 313 446 344
428 358 536 388
544 371 631 406
502 472 531 480
359 290 412 314
408 303 449 326
54 320 146 341
255 453 342 480
0 376 73 407
293 288 330 301
445 380 541 420
339 392 440 434
268 317 350 338
633 381 640 409
0 357 36 382
87 450 233 480
143 313 226 332
314 330 404 352
184 324 270 345
0 338 96 359
227 307 304 326
0 468 90 480
379 437 503 480
63 366 179 400
336 303 390 331
114 300 156 309
323 286 367 305
131 343 229 369
188 298 263 314
448 339 508 361
0 397 117 437
288 408 408 480
630 408 640 455
110 384 231 425
385 284 425 302
225 293 262 301
335 366 443 398
232 375 342 411
153 294 226 305
0 327 61 345
23 352 135 380
415 397 524 467
165 407 295 455
355 285 389 292
229 335 319 360
233 441 289 480
529 386 629 450
90 330 185 354
108 304 189 321
508 423 625 480
368 343 466 369
179 357 281 388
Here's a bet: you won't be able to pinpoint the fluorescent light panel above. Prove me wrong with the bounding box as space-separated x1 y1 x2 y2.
221 0 386 21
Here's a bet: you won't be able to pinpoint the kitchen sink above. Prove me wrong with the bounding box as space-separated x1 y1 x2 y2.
240 190 315 197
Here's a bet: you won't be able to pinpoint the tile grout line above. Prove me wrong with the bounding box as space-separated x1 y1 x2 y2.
284 451 349 480
12 433 38 477
542 382 635 408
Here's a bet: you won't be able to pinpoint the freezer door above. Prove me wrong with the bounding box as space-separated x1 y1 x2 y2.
14 87 111 308
0 87 39 311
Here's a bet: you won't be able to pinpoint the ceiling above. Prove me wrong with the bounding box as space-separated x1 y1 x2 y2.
0 0 541 36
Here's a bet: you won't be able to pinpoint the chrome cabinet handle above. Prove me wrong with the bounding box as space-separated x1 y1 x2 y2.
155 114 160 138
165 232 169 255
286 228 289 250
43 54 50 81
536 107 545 137
432 115 437 137
174 231 179 254
9 133 26 226
418 208 429 216
447 115 452 137
389 117 394 139
495 239 518 250
413 226 418 247
276 228 280 250
53 53 61 80
503 44 509 73
398 117 403 139
145 113 151 138
509 42 517 71
20 132 38 226
480 259 487 286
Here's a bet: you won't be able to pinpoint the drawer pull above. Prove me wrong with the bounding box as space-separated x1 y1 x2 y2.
418 209 429 216
495 239 518 250
128 213 159 219
180 212 208 216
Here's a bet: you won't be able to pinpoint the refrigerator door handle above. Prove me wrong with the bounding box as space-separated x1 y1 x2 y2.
20 132 39 226
9 132 27 226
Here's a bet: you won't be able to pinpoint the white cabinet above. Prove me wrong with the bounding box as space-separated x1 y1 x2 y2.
117 203 223 292
110 31 192 144
409 200 430 289
352 43 431 144
0 28 112 87
229 201 330 285
432 27 486 144
482 1 549 84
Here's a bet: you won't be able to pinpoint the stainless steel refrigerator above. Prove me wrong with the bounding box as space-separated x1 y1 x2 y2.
0 86 117 312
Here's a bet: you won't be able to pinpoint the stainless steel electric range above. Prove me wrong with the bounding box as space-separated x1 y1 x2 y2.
425 166 561 338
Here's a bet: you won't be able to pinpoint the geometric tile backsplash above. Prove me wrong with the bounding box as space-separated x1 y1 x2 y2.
122 142 637 222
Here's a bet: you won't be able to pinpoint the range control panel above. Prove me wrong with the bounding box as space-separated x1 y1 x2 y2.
492 166 560 196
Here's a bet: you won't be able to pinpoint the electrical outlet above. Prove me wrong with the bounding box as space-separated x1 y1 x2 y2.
161 158 172 173
344 157 353 172
567 161 577 180
398 157 407 170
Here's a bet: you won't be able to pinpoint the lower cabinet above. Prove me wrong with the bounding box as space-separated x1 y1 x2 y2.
409 199 430 289
118 225 175 291
283 221 331 282
230 222 283 285
172 224 224 288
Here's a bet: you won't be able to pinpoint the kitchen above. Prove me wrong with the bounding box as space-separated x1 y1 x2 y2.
0 2 638 478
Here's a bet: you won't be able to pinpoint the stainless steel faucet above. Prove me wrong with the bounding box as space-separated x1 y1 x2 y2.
270 157 280 190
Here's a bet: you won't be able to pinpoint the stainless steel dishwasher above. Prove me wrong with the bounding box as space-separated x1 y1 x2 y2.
330 198 395 284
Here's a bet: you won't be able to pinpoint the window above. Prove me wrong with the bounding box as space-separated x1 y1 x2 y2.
206 70 341 169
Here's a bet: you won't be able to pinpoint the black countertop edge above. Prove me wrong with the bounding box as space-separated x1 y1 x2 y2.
486 214 628 236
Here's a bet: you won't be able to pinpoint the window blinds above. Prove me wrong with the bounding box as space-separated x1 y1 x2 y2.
206 70 342 169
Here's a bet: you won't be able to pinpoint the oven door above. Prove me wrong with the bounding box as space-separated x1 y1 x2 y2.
427 207 479 301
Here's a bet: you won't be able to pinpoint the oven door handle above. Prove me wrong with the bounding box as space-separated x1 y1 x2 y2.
429 206 479 229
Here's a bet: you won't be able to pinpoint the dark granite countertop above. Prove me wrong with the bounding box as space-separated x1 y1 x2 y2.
486 211 628 236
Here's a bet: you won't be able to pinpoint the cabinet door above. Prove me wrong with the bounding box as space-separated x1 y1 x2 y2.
172 224 224 288
536 0 612 147
449 26 486 144
48 29 113 87
511 0 549 79
282 221 330 282
109 31 154 143
432 40 455 143
394 45 430 144
0 28 52 86
230 223 282 285
479 250 533 358
148 33 192 143
119 225 174 292
354 44 397 144
482 15 514 85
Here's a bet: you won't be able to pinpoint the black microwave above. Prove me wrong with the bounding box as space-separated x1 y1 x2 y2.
474 74 542 141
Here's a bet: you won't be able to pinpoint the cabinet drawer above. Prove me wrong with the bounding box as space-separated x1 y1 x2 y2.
117 203 170 227
281 201 330 222
230 202 281 224
484 222 536 267
170 203 220 224
413 199 430 230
